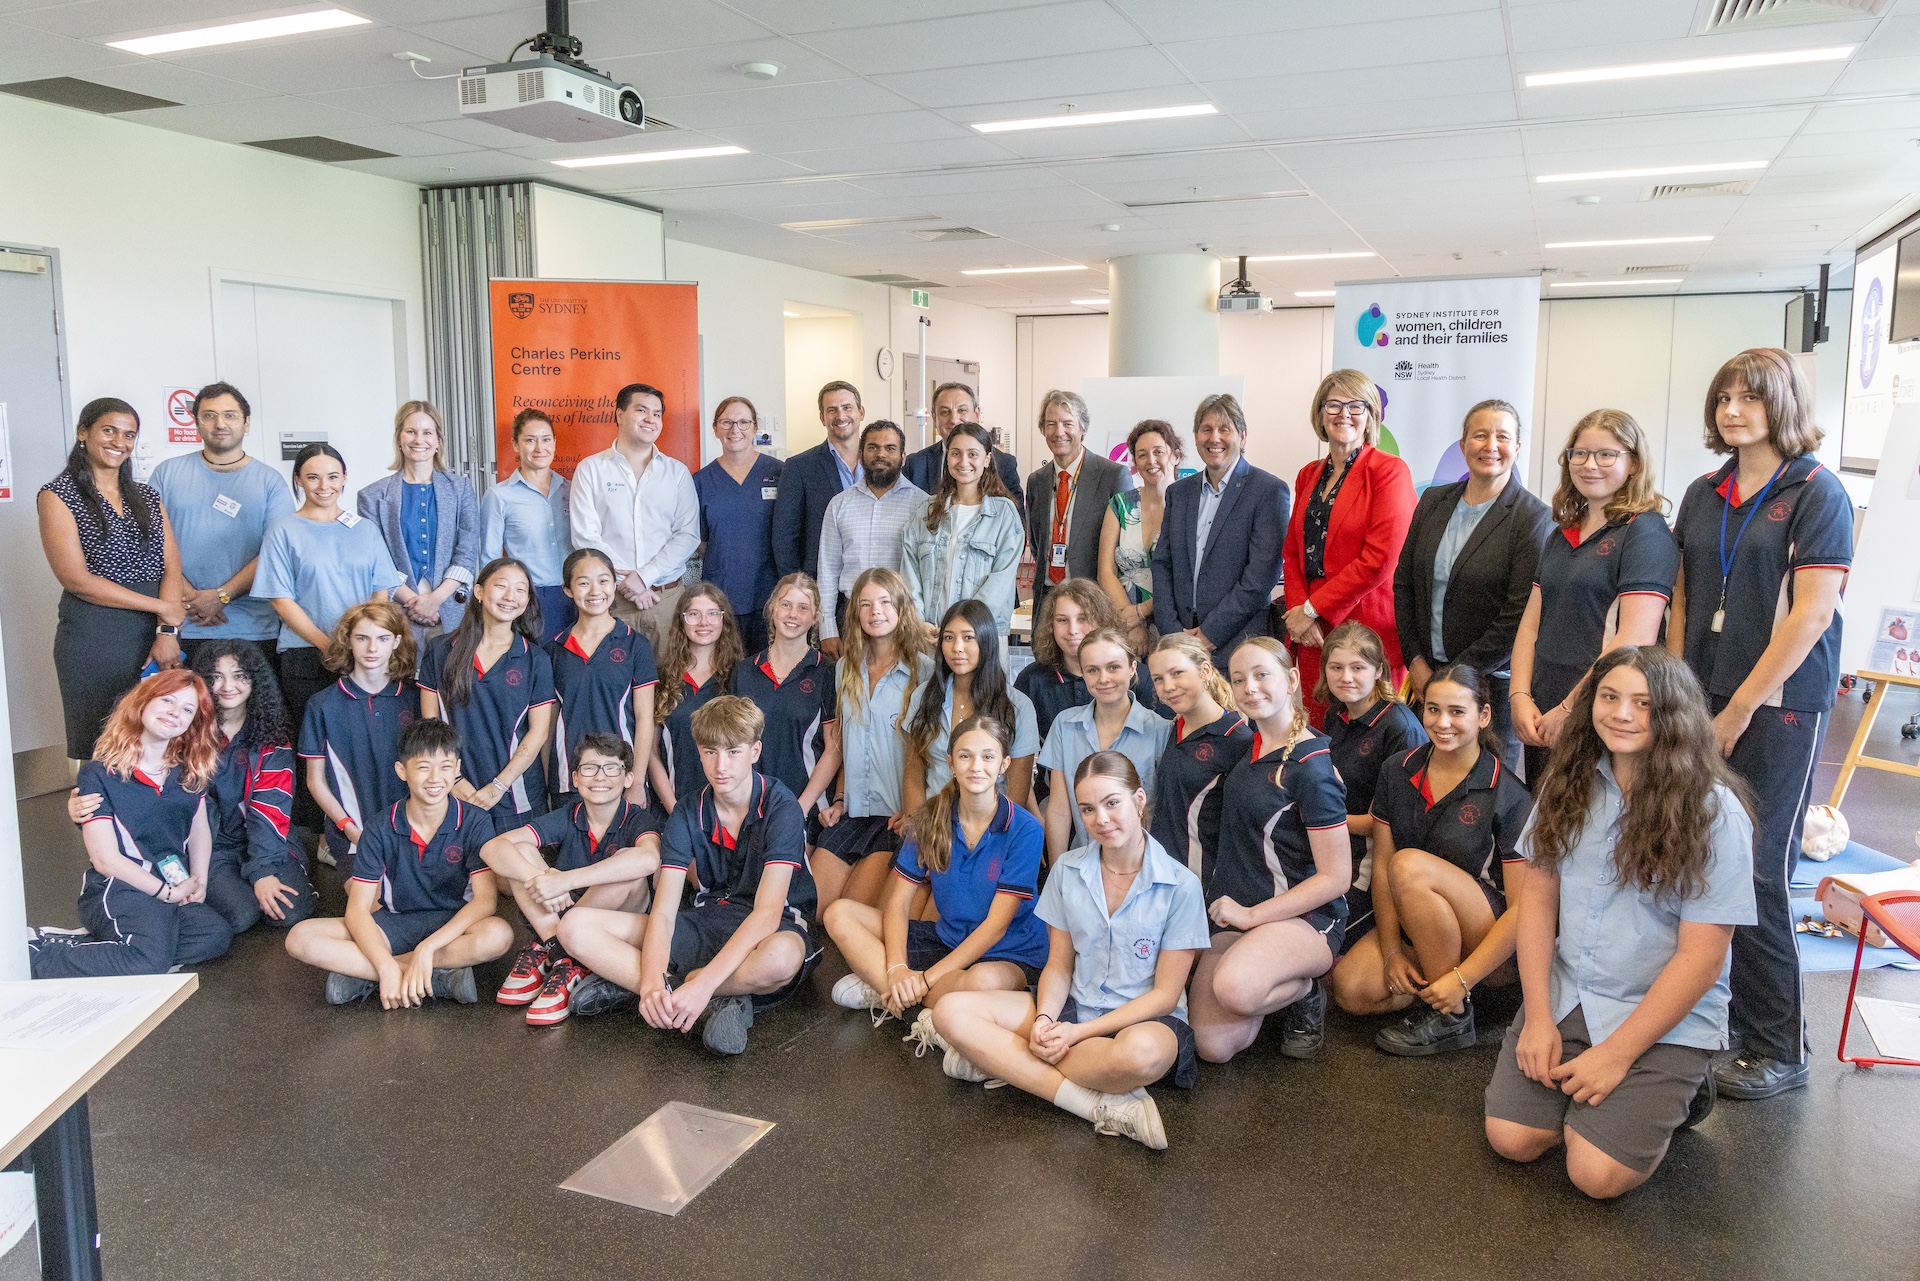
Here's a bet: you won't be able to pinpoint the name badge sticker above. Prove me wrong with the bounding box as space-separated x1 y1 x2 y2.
761 486 778 501
212 494 242 518
337 511 363 529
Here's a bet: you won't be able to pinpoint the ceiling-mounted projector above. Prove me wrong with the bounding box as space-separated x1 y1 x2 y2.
1218 255 1270 313
456 0 643 143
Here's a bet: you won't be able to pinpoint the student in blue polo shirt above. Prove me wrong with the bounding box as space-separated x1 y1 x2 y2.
1014 579 1159 812
150 382 295 669
1670 348 1850 1101
648 582 744 812
1512 409 1678 783
934 752 1211 1150
694 396 783 653
730 573 839 827
300 601 420 877
904 599 1039 815
30 670 234 978
559 697 818 1056
825 716 1048 1069
545 548 657 805
1038 627 1171 861
478 408 574 634
1488 646 1754 1199
419 558 556 826
1187 637 1351 1064
481 733 661 1026
1331 662 1532 1057
1146 632 1253 882
1318 621 1428 950
285 718 512 1007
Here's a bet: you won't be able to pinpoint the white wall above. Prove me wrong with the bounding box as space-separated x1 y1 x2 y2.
783 315 862 454
532 184 665 282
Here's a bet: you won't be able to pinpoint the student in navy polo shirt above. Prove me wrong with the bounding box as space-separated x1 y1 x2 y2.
1670 348 1851 1102
30 671 234 978
826 716 1049 1068
419 558 556 826
1317 622 1427 950
730 573 840 830
1146 633 1253 882
1513 409 1678 784
301 602 420 878
648 582 744 812
481 733 661 1026
934 752 1210 1151
546 548 657 805
285 719 512 1006
694 396 783 654
560 697 818 1056
1015 579 1162 814
1187 638 1350 1064
1332 662 1532 1057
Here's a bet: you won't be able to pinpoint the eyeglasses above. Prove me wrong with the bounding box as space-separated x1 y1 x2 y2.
575 762 626 778
1563 448 1625 466
716 418 756 429
196 410 245 426
1322 400 1370 418
682 609 725 623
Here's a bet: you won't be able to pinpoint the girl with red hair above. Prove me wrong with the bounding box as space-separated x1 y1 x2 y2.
29 669 235 977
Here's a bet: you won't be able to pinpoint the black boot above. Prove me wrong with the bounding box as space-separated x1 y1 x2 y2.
1279 977 1327 1060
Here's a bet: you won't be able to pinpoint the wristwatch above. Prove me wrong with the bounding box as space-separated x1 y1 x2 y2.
1301 600 1320 622
156 624 181 637
217 589 232 605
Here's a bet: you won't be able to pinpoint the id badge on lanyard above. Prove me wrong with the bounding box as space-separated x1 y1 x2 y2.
1051 543 1068 569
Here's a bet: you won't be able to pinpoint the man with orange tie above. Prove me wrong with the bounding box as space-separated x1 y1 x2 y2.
1023 389 1131 619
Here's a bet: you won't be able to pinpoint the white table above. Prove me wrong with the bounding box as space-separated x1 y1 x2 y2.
0 974 197 1280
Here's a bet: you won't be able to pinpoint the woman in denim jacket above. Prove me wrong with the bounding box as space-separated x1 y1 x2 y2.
902 424 1026 639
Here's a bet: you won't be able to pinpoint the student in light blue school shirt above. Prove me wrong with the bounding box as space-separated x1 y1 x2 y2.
1486 646 1756 1200
1036 628 1170 860
478 408 573 632
150 383 295 656
932 752 1211 1150
904 600 1040 813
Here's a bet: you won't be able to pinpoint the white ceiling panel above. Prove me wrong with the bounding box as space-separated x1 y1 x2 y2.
1516 65 1851 118
337 149 546 182
85 59 274 107
1505 0 1694 51
131 93 374 142
0 20 134 79
349 0 527 23
162 28 487 95
1209 56 1515 114
1232 92 1520 144
1519 108 1812 155
595 38 858 98
10 0 336 39
798 1 1145 76
719 0 1048 33
645 77 919 128
982 115 1248 161
1828 52 1920 90
1164 9 1509 79
876 47 1193 112
1859 13 1920 56
776 135 1026 173
713 110 978 154
562 2 776 59
1117 0 1499 42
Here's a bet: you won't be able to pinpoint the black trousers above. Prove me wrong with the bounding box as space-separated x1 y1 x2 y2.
1712 696 1820 1065
278 646 335 831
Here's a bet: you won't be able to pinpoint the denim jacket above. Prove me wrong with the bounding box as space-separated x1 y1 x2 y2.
901 493 1025 637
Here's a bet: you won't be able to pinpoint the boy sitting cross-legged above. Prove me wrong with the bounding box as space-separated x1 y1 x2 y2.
560 696 820 1055
285 719 513 1006
481 731 662 1025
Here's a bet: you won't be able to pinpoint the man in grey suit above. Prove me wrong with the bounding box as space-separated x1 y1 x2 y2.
1024 389 1131 619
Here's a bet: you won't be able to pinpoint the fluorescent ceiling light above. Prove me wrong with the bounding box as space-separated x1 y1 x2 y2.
1295 290 1336 298
1544 235 1714 248
972 103 1216 134
781 214 939 231
553 145 747 169
1549 278 1683 287
1244 251 1375 263
1070 299 1109 306
1537 161 1765 184
1525 46 1852 88
1123 190 1309 209
109 9 369 55
959 265 1088 275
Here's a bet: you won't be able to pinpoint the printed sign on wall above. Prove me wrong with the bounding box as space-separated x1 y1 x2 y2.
488 279 700 479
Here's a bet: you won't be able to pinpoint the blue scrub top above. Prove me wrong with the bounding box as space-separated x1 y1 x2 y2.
150 454 294 640
695 453 783 619
254 511 405 650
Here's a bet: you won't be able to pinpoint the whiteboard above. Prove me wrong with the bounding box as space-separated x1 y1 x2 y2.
1839 397 1920 676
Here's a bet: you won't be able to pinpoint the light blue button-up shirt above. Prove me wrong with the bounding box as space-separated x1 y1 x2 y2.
1193 467 1230 595
911 682 1041 795
838 656 928 818
1038 698 1173 847
1036 834 1212 1019
479 470 573 588
1524 757 1756 1051
1429 492 1495 661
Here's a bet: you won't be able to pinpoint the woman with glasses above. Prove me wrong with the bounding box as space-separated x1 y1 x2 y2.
1280 371 1417 726
694 397 783 653
1510 411 1677 784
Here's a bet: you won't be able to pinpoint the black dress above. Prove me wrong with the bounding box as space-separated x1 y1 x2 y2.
42 471 167 758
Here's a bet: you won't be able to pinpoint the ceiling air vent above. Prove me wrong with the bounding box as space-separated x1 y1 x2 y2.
0 76 178 113
1647 179 1754 199
1698 0 1889 32
1625 264 1692 274
852 274 948 289
906 226 997 242
246 136 397 163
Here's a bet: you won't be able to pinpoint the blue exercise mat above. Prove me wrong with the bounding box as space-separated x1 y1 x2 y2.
1791 896 1920 973
1791 840 1908 891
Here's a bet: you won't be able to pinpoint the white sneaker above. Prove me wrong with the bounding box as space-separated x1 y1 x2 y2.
832 972 885 1012
903 1008 950 1058
942 1047 994 1083
1092 1088 1167 1150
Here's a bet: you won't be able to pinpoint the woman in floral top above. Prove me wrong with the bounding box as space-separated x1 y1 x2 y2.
1098 420 1184 654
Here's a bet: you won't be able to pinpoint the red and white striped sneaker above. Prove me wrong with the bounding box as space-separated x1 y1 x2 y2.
496 940 551 1006
527 958 589 1026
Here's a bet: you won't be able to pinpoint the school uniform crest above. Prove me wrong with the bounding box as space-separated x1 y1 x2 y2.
799 677 815 694
610 647 626 663
986 856 1002 881
1132 938 1154 960
444 844 464 865
1358 737 1374 756
506 668 524 686
1595 536 1616 557
1766 499 1791 522
1458 802 1481 826
1193 742 1214 763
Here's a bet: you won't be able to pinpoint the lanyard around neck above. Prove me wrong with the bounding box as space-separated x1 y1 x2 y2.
1714 458 1789 625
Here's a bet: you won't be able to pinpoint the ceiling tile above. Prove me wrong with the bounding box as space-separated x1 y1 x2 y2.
713 109 976 153
1117 0 1499 42
646 77 918 128
130 94 374 143
876 45 1191 112
1233 91 1519 143
797 1 1145 76
160 27 483 95
719 0 1046 33
595 38 857 98
1164 9 1509 79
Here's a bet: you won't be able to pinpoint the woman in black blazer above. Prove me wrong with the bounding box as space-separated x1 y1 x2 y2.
1392 400 1552 772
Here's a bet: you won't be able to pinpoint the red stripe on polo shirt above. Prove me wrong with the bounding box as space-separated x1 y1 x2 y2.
564 634 592 662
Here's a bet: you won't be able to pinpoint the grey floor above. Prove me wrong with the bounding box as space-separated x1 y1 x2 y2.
17 681 1920 1281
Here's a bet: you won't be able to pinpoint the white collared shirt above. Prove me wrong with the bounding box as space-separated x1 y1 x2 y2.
568 444 699 587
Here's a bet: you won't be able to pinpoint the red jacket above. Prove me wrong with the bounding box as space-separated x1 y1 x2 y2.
1283 446 1417 668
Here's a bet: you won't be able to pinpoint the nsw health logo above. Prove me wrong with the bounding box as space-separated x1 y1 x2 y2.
1858 277 1883 390
1356 303 1389 348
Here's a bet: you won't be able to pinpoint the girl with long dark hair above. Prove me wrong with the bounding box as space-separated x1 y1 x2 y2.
38 398 189 759
901 424 1025 638
418 557 555 824
649 581 745 812
904 599 1038 815
545 548 657 806
1487 646 1755 1198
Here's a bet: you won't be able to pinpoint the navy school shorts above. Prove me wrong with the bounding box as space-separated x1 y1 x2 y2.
812 813 901 865
905 918 1044 986
373 908 459 955
670 898 821 1009
1058 994 1199 1090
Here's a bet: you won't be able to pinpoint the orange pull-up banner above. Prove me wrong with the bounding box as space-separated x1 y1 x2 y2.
488 279 700 479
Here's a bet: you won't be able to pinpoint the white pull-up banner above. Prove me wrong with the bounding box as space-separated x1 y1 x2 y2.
1331 273 1541 491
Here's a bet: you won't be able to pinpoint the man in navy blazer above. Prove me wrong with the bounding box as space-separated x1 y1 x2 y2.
1151 394 1291 651
771 380 865 581
901 381 1025 526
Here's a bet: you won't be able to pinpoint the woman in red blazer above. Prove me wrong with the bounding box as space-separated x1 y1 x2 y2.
1282 370 1417 725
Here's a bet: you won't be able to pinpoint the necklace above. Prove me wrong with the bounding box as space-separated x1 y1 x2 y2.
201 451 250 472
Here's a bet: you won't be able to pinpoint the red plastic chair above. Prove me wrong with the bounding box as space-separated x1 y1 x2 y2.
1838 889 1920 1069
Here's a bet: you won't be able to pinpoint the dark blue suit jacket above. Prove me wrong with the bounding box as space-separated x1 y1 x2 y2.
770 440 854 581
902 442 1027 528
1150 457 1291 650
